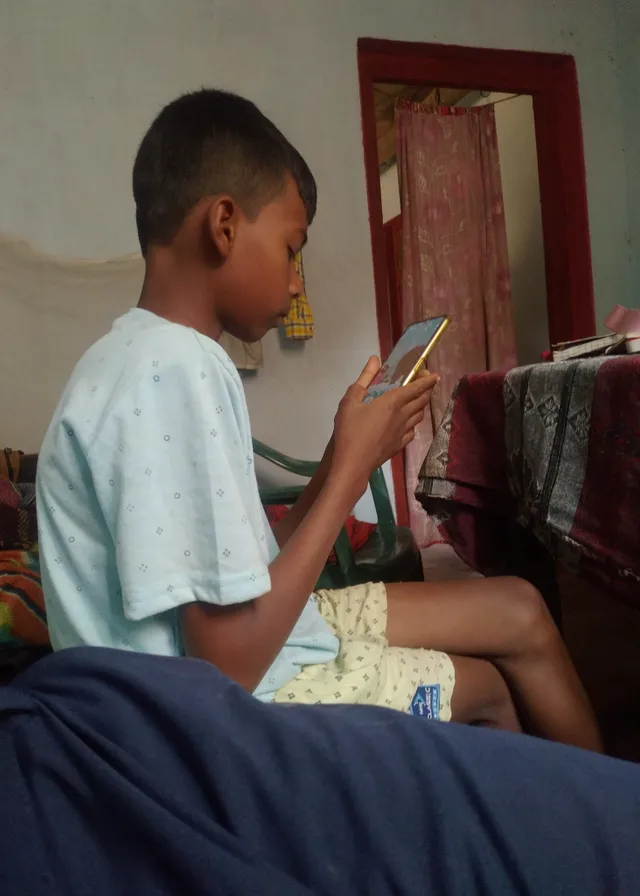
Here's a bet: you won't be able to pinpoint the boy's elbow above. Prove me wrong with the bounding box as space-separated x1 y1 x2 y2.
180 599 266 692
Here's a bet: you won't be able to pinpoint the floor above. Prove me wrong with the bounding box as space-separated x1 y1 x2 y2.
421 543 482 583
421 544 640 761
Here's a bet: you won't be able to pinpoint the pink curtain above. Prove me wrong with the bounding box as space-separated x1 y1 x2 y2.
395 100 517 547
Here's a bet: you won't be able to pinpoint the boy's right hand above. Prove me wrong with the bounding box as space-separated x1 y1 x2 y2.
331 356 438 494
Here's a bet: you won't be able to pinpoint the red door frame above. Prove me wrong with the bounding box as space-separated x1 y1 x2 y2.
384 214 403 337
358 38 596 527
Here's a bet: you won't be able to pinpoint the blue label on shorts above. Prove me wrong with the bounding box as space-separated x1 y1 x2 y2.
410 685 440 720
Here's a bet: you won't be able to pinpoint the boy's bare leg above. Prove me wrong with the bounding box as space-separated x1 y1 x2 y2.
385 578 603 752
447 655 522 732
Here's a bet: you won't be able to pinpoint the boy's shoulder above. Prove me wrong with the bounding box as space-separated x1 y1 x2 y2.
50 309 248 446
90 309 237 375
66 309 241 399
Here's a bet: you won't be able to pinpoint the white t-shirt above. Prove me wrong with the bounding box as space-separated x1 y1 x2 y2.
36 308 339 701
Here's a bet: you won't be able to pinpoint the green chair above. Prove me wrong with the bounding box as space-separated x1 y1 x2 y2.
253 438 424 590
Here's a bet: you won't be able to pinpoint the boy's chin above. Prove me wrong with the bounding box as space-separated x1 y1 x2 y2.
224 321 274 343
226 317 284 342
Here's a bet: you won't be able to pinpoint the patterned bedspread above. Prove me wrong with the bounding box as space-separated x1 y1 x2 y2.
0 550 47 645
1 449 47 646
416 356 640 605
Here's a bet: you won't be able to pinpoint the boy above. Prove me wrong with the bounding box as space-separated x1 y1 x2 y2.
37 90 601 751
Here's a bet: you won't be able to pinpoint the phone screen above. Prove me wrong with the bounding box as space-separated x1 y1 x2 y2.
364 316 449 403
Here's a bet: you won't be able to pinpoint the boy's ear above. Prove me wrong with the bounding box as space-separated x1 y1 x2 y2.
206 196 237 261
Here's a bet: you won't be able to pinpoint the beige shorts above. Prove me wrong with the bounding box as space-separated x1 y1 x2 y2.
273 582 455 721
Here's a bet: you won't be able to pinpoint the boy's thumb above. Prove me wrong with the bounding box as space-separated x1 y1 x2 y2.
354 356 381 391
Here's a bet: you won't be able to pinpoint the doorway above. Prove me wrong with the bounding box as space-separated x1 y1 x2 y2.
380 88 549 368
358 39 596 527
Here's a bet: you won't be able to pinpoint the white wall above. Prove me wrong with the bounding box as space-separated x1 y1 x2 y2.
0 0 632 476
494 95 549 364
381 164 401 223
615 0 640 305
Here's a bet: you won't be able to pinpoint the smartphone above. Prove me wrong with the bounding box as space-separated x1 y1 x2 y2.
364 315 450 403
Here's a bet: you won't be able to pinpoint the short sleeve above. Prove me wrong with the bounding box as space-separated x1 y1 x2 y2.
89 352 270 622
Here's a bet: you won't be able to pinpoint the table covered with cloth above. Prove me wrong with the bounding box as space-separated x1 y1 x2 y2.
416 356 640 610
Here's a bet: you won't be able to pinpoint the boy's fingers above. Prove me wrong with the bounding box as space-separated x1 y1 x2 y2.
401 429 416 448
400 398 430 426
352 364 437 406
353 356 381 391
406 408 424 429
409 371 439 391
397 374 439 405
405 410 425 431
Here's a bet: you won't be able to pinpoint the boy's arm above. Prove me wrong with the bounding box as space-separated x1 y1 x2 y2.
181 362 436 692
181 462 358 691
272 369 437 549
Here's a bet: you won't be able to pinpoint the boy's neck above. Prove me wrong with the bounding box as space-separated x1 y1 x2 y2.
138 248 223 342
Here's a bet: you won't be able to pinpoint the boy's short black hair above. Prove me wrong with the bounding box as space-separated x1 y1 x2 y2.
133 89 317 256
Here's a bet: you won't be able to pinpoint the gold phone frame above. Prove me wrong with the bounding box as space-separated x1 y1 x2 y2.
400 315 451 387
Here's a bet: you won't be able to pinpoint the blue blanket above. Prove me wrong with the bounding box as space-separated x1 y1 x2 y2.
1 647 639 895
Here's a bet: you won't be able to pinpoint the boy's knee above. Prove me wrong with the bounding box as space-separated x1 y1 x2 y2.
501 577 557 655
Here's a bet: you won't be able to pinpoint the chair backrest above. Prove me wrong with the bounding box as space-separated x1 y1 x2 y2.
368 467 396 528
252 438 318 478
252 438 396 587
253 438 396 525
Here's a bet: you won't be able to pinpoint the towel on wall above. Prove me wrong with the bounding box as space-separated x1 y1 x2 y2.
0 232 262 451
283 252 314 340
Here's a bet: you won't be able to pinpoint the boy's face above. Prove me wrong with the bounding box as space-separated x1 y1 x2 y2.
215 175 308 343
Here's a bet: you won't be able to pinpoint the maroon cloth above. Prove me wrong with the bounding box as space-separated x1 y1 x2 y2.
416 356 640 605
